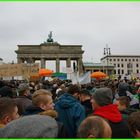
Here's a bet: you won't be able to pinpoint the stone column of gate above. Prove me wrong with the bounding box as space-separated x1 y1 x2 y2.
17 58 24 63
56 58 60 72
77 58 83 75
66 58 71 68
41 58 45 68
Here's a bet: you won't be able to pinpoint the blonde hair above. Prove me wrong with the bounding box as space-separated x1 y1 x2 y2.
32 89 52 106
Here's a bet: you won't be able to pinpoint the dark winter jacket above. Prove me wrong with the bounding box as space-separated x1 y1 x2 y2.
14 96 32 115
81 99 93 116
23 105 44 115
94 104 132 138
55 93 85 138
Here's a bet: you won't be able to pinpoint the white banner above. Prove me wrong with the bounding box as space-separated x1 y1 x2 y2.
71 71 91 85
72 72 79 84
79 71 91 85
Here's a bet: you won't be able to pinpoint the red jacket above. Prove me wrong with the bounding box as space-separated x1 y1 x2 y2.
94 104 122 123
93 104 132 138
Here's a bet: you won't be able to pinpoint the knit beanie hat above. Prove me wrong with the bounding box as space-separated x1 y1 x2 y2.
92 88 113 106
80 89 91 96
18 83 30 92
118 82 129 94
0 115 58 138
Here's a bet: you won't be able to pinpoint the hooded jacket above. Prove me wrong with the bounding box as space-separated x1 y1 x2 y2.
0 115 58 138
55 93 85 138
94 104 132 138
24 105 67 138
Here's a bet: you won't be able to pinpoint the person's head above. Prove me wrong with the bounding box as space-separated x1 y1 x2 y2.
91 88 113 110
67 84 81 99
77 116 112 138
0 97 19 125
118 82 129 93
114 96 130 111
32 89 54 111
79 90 91 102
0 80 5 88
0 115 58 138
128 111 140 138
60 84 66 91
18 83 30 96
0 86 13 98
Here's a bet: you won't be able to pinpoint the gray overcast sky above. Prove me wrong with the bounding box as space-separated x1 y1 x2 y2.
0 2 140 70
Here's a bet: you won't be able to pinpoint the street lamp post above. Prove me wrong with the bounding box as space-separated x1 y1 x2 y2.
104 44 111 75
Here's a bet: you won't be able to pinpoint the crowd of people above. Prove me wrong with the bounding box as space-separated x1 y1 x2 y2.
0 77 140 138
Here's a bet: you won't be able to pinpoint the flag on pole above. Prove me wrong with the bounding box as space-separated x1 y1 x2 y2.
78 71 91 85
72 72 79 84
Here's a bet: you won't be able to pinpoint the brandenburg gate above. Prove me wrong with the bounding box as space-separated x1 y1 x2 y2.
15 32 84 74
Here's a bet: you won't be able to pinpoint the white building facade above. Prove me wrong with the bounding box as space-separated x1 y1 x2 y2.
101 55 140 76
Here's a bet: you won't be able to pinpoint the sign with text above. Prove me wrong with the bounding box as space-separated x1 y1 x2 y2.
0 63 39 78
